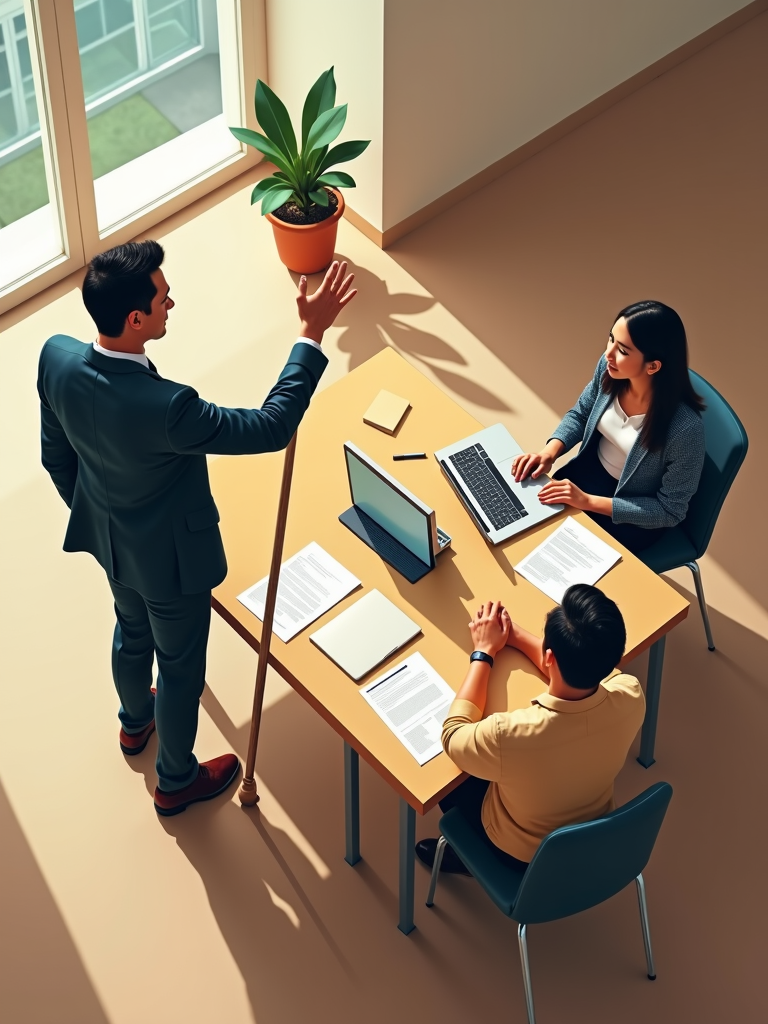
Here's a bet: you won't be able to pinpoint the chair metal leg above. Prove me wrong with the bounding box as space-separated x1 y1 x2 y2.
343 742 360 866
517 924 537 1024
635 874 657 980
685 560 715 651
426 835 447 907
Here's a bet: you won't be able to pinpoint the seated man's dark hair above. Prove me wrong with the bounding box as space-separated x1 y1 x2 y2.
82 240 165 338
543 584 626 690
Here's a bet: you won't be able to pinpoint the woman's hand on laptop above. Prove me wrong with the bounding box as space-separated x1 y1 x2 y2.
511 439 565 482
469 600 510 656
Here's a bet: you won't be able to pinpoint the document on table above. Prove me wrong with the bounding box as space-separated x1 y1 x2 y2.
237 542 361 643
360 652 455 766
514 518 621 603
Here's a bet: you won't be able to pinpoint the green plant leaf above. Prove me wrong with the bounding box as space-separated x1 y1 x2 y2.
305 145 328 181
255 79 298 159
250 176 286 204
229 126 298 182
317 139 370 174
309 188 329 206
260 187 295 216
301 68 336 147
317 171 356 188
305 104 348 155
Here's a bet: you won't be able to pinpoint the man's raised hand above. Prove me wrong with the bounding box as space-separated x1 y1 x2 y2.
296 260 357 344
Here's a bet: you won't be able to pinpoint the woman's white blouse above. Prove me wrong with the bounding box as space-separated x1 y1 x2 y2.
596 397 645 479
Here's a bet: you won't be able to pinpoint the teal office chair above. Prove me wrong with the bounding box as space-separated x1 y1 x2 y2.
639 371 748 650
427 782 673 1024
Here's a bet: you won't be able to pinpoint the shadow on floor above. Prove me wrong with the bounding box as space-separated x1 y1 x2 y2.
0 780 110 1024
325 262 511 413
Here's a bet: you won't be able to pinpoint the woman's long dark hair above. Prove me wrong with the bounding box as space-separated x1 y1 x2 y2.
601 301 704 452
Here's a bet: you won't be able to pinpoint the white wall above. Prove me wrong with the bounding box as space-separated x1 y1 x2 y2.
381 0 756 229
264 0 385 231
264 0 756 234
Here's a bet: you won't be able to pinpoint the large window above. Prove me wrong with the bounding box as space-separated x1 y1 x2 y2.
0 2 62 294
0 0 262 310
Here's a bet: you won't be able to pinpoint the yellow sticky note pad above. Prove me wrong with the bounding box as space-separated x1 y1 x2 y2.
362 390 411 435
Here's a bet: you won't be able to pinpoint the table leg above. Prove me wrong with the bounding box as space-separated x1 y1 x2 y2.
398 798 416 935
344 742 361 866
638 635 666 769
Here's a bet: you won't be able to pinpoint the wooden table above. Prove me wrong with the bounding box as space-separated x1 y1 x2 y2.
210 348 688 933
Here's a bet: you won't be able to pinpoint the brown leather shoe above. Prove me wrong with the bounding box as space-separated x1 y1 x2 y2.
119 688 156 755
153 754 241 816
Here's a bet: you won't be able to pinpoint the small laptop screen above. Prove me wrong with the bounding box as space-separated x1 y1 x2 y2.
345 446 432 566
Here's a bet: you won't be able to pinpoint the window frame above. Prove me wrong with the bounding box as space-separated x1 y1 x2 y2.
0 0 265 314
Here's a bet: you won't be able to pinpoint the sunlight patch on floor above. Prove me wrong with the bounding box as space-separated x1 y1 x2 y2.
263 881 301 928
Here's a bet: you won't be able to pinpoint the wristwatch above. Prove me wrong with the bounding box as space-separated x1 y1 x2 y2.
470 650 494 668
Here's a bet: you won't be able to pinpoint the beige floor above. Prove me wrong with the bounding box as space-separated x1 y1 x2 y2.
2 13 767 1024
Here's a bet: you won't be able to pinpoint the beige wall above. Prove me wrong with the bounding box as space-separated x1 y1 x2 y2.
380 0 757 229
264 0 385 230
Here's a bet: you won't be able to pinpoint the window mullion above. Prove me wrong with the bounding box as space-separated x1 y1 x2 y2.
40 0 100 261
133 0 149 72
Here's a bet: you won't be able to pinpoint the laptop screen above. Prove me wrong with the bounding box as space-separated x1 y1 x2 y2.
344 444 434 567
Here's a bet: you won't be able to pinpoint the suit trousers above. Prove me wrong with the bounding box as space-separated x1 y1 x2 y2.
108 577 211 792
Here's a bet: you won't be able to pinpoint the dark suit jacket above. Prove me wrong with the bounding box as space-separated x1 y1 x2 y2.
37 335 328 599
549 355 705 529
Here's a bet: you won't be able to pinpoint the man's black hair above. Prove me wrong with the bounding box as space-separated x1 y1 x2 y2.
543 584 626 690
82 240 165 338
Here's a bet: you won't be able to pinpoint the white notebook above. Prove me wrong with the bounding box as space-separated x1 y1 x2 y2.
309 589 421 681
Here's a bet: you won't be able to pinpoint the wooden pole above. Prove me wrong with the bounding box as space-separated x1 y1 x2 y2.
238 432 298 806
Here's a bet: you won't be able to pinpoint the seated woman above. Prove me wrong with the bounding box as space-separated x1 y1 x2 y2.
512 300 706 554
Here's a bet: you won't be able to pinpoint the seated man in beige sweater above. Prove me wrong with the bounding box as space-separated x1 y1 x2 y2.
415 584 645 873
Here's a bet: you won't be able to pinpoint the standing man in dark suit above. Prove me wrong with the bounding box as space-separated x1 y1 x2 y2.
37 240 356 816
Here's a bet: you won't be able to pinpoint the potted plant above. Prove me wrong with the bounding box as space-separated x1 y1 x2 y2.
230 68 370 274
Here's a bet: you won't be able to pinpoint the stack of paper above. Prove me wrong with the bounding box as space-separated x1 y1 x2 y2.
514 518 621 603
237 542 360 642
360 653 455 765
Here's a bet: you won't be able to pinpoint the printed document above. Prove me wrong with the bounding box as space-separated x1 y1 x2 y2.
237 542 360 643
514 518 621 603
360 652 456 765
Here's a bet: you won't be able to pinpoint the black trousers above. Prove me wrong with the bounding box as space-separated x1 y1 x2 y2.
554 440 666 554
439 776 529 870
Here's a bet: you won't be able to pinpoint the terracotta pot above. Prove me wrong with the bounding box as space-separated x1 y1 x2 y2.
266 189 345 274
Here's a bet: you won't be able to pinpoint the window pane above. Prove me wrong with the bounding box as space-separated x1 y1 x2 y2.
75 3 105 50
0 7 63 292
76 0 239 234
0 50 11 94
80 27 139 99
148 0 198 65
0 92 16 143
16 33 31 79
105 0 134 35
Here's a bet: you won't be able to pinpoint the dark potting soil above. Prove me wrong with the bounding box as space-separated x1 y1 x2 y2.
272 188 338 225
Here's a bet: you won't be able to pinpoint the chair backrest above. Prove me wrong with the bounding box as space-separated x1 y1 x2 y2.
512 783 673 925
682 371 748 557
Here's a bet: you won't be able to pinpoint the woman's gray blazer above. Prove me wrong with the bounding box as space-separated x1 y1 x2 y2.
549 355 705 530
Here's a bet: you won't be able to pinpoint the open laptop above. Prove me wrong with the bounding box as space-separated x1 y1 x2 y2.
339 441 451 583
434 423 564 544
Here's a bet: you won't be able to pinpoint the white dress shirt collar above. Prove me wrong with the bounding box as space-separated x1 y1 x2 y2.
93 341 149 368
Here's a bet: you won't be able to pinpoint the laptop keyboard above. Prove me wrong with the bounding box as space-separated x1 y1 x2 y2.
448 444 528 531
